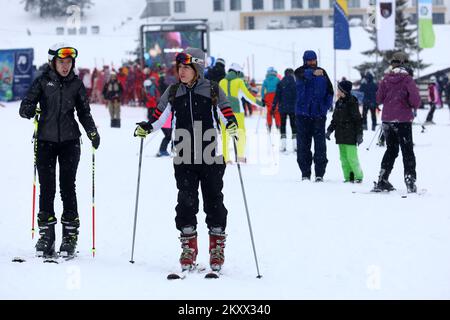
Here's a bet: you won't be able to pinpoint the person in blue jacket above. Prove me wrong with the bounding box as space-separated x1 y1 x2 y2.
359 72 378 131
294 50 334 181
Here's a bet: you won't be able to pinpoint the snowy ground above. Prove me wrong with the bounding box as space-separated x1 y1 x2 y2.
1 101 450 299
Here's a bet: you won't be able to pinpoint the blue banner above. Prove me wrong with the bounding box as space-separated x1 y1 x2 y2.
334 0 351 50
0 48 34 101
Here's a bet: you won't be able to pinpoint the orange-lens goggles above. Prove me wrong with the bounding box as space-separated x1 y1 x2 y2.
50 47 78 59
175 52 203 65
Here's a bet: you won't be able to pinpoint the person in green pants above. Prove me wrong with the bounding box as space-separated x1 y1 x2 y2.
326 80 364 182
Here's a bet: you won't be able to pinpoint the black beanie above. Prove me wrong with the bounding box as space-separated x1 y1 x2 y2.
338 80 353 95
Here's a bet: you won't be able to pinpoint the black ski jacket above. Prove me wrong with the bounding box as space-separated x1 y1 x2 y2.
327 95 363 145
20 64 98 143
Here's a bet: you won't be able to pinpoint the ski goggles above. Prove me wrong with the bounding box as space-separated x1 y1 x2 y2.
175 52 204 65
49 47 78 59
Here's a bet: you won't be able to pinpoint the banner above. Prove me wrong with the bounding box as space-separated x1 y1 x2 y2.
334 0 351 50
376 0 396 51
418 0 435 48
0 48 34 101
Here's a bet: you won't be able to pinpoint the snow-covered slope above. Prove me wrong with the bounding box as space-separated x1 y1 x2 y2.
1 101 450 299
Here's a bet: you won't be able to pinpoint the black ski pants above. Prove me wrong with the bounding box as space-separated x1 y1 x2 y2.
362 103 377 129
159 128 172 153
280 112 296 138
174 162 228 232
380 122 416 180
36 139 80 223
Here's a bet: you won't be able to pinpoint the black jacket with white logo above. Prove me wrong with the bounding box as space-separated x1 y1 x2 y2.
20 64 97 143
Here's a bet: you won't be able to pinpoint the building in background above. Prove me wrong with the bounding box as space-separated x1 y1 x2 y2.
140 0 450 30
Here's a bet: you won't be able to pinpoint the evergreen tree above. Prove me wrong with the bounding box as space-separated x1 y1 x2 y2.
355 0 429 81
23 0 94 18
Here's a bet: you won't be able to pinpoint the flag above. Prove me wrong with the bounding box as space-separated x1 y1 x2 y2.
418 0 435 48
334 0 351 49
376 0 396 51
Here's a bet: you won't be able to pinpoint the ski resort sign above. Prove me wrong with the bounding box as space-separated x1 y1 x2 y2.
0 48 34 102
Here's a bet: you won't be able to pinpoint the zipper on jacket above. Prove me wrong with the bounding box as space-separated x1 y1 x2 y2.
58 82 63 142
189 90 196 162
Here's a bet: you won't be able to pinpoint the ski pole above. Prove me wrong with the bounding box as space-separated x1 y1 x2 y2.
232 138 262 279
92 147 96 257
366 124 381 151
130 138 144 264
31 114 39 239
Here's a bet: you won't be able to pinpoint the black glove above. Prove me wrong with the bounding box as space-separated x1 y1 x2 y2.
89 131 100 149
325 130 332 141
134 121 153 138
261 99 266 106
356 133 363 146
20 107 36 119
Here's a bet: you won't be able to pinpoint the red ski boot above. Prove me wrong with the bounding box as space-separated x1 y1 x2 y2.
179 231 198 271
209 228 227 271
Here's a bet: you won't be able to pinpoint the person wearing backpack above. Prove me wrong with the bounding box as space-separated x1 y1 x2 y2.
133 48 237 273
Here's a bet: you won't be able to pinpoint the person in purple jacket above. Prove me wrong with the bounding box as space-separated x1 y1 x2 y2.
373 52 421 193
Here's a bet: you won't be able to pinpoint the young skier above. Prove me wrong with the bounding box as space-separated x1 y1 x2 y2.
134 48 238 273
326 80 364 183
19 43 100 258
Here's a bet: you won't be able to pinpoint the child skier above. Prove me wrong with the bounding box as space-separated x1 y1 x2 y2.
326 80 364 183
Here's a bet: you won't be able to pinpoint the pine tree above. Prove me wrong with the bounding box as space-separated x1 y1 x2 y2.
354 0 429 81
23 0 94 18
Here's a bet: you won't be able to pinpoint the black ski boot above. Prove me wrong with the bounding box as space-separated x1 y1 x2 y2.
405 174 417 193
35 213 56 258
59 214 79 257
372 170 395 192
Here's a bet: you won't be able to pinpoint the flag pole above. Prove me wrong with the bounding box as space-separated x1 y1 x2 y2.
417 2 421 79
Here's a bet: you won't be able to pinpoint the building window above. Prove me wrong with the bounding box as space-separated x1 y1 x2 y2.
174 0 185 13
230 0 241 10
252 0 264 10
433 0 444 5
274 0 285 10
348 0 360 8
308 0 320 9
213 0 224 11
433 13 445 24
292 0 303 9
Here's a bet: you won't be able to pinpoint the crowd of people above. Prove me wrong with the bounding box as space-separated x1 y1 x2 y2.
20 42 449 272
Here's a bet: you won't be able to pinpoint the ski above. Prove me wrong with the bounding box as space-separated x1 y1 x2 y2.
167 264 206 280
352 188 427 197
12 251 78 264
204 270 220 279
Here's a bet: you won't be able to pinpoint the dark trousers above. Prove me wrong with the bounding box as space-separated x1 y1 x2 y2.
36 139 80 221
380 122 416 180
296 115 328 178
362 103 377 129
280 112 296 138
159 128 172 152
426 103 436 121
174 163 228 231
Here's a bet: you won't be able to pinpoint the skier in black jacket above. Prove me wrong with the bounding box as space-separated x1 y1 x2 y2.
134 48 237 273
19 43 100 258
